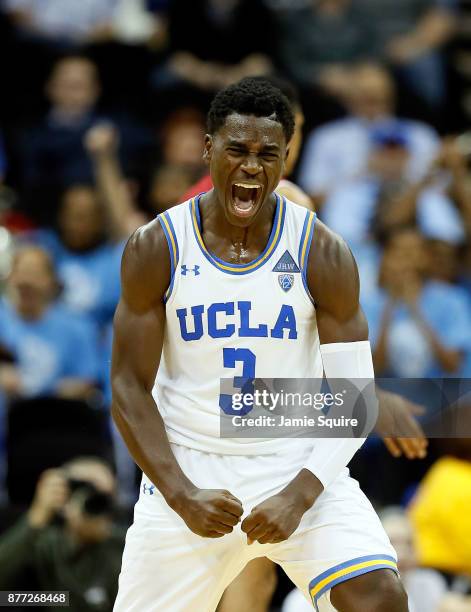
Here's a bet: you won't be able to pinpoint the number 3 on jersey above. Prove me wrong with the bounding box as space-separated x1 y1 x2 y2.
219 348 256 415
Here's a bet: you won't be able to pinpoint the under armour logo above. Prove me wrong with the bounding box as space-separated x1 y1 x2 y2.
142 483 156 495
181 265 200 276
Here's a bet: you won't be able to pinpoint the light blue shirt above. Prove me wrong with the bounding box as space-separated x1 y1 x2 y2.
2 0 117 39
298 117 439 195
320 178 465 246
31 230 124 327
363 282 471 378
0 299 100 397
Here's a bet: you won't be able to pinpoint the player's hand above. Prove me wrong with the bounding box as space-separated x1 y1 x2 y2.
28 469 69 528
241 492 305 545
177 488 243 538
376 390 428 460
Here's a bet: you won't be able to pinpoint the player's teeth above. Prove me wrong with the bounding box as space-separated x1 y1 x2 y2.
235 183 260 189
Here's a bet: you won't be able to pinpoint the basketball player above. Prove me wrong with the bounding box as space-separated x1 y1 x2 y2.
111 78 409 611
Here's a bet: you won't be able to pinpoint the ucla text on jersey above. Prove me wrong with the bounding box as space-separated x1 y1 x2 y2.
176 301 297 341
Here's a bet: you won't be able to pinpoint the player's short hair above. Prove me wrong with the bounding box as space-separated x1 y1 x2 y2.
250 75 301 112
207 77 295 142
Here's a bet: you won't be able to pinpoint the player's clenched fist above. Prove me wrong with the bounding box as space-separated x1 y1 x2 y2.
177 489 243 538
241 493 306 545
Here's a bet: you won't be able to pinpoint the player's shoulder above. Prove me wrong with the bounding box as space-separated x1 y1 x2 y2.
125 217 165 261
312 219 353 266
308 220 358 290
307 220 360 312
120 218 170 305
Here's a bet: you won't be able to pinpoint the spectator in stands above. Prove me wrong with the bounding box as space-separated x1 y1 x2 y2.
20 55 151 225
298 63 439 204
421 139 471 284
358 0 457 108
0 246 99 399
375 136 471 240
273 0 374 96
410 454 471 579
154 0 274 97
32 185 124 328
148 164 199 214
160 108 207 170
320 125 464 299
84 119 202 237
0 457 123 611
364 229 471 378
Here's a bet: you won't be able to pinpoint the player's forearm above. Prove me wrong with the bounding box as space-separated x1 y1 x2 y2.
111 385 196 509
280 468 324 510
304 342 376 488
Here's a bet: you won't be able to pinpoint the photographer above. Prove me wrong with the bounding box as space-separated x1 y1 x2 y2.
0 457 124 611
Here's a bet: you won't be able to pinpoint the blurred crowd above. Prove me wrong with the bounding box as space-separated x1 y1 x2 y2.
0 0 471 610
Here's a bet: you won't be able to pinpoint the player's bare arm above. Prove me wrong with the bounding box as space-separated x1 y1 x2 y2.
111 220 243 537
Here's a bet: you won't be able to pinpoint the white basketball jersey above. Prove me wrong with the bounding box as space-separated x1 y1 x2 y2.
154 194 322 454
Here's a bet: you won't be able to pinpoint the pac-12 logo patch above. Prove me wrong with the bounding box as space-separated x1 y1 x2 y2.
278 273 294 292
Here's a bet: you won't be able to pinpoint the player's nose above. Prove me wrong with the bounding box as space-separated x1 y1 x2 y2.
241 156 262 176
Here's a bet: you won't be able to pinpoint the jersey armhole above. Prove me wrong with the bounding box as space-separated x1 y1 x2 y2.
298 210 317 306
157 212 179 303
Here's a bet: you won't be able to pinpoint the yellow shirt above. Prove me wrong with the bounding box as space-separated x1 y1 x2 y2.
409 456 471 576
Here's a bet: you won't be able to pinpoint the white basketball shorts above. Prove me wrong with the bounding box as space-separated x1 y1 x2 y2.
114 443 398 612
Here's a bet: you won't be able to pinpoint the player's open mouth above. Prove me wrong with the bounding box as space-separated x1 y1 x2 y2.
231 183 262 218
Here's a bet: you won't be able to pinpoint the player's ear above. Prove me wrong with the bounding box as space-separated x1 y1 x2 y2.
203 134 213 165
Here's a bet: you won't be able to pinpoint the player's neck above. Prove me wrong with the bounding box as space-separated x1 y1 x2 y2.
199 191 277 253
